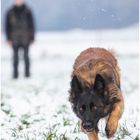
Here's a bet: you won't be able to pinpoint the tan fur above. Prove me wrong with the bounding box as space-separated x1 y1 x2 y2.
87 131 99 140
72 48 124 139
73 48 120 88
105 82 124 138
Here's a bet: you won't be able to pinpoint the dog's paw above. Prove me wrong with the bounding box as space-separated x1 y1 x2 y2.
105 120 118 138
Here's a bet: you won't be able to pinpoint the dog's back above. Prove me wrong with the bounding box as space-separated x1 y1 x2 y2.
74 48 117 69
72 48 120 88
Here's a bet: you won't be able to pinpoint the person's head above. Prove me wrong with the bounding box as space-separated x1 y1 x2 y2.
15 0 24 7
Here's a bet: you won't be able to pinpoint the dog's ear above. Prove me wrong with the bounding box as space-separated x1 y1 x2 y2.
71 75 83 94
94 74 105 96
69 75 84 104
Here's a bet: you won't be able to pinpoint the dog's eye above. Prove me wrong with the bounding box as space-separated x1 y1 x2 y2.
91 106 97 111
94 106 97 110
79 105 86 112
79 107 83 111
90 103 97 111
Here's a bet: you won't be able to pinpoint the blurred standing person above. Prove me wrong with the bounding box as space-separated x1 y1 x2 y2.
5 0 35 79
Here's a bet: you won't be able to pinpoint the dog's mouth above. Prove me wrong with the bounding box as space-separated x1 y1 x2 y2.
85 127 95 132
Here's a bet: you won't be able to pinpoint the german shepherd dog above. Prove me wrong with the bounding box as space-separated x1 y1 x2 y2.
69 48 124 140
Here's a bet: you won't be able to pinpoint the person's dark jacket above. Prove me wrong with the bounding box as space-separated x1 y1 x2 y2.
5 4 35 45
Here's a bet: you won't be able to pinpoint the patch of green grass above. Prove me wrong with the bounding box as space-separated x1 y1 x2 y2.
56 131 70 140
135 135 140 140
115 124 132 140
20 114 31 128
3 102 139 140
73 121 81 133
1 105 11 115
63 117 71 126
43 126 70 140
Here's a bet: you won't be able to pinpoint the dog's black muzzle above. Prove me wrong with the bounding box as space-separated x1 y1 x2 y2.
82 121 95 132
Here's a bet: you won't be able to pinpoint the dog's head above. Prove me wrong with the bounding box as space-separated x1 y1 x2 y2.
69 74 118 132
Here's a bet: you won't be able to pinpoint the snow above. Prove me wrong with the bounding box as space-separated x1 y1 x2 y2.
1 25 139 139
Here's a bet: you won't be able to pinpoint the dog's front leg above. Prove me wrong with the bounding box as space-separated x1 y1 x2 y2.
105 100 123 138
87 131 99 140
105 84 124 138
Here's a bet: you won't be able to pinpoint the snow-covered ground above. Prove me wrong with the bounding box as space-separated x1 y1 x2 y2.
1 25 139 140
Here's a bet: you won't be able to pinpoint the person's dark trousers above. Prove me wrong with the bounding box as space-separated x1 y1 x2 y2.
12 44 30 79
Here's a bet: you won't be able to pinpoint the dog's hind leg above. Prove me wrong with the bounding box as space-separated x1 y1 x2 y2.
105 84 124 138
87 131 99 140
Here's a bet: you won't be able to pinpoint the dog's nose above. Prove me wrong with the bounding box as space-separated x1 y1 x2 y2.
82 121 93 130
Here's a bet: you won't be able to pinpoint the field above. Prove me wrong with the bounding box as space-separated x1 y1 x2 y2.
1 26 139 140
